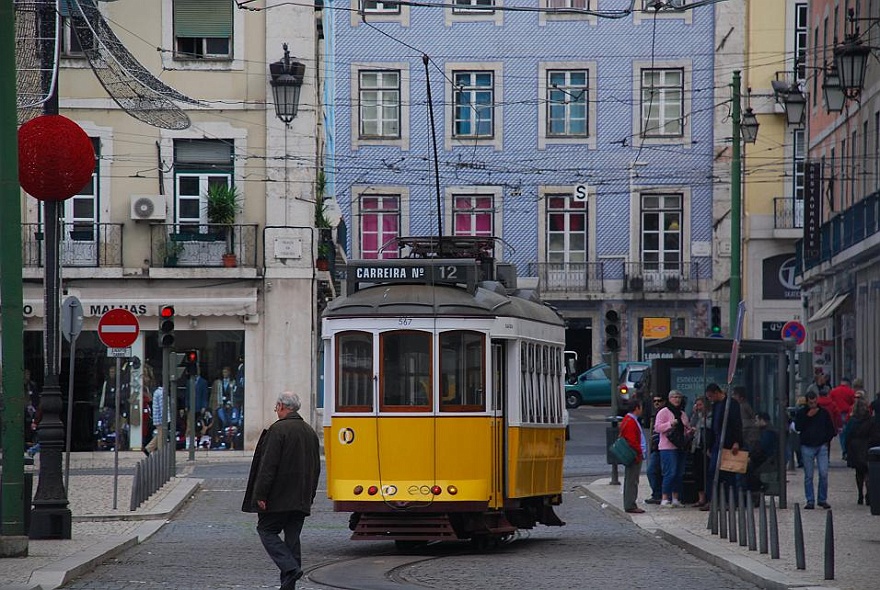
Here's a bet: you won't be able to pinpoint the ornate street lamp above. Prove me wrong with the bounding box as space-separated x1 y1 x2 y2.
782 88 806 125
834 34 871 96
822 64 846 113
740 107 759 144
269 43 305 124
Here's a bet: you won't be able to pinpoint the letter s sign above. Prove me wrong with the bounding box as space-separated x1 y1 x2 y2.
573 184 589 202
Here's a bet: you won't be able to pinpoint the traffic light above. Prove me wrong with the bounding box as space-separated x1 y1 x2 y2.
710 306 722 335
159 305 175 348
184 350 199 374
605 309 621 352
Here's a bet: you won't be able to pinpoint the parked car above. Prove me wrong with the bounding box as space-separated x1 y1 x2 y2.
565 361 651 408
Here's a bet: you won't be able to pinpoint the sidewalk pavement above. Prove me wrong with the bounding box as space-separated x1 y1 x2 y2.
586 444 876 590
0 450 255 590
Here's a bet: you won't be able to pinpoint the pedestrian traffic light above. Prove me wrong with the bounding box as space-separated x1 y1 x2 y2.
184 350 199 374
605 309 621 352
159 305 175 348
710 306 722 335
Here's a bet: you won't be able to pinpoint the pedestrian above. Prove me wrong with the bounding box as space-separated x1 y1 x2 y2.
746 412 778 500
795 391 837 509
843 397 880 505
654 389 692 507
732 386 759 452
644 395 664 505
144 384 165 455
702 382 743 511
620 397 646 514
242 392 321 590
830 377 856 457
688 395 710 507
806 371 831 397
872 391 880 425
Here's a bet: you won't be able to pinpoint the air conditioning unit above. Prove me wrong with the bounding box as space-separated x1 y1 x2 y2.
130 195 166 221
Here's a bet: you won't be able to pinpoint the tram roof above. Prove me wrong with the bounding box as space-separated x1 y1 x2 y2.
323 282 564 325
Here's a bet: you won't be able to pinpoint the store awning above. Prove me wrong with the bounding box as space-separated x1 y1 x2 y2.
807 293 849 323
16 285 258 318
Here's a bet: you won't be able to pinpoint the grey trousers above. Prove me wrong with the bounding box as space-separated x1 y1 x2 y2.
257 511 306 584
623 460 642 510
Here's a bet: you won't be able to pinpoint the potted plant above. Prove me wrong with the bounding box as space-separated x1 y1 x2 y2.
205 183 242 266
160 239 185 267
316 242 332 271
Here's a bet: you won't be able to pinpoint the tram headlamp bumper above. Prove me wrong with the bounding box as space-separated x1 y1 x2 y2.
353 485 364 495
430 485 442 496
447 485 458 495
367 485 379 496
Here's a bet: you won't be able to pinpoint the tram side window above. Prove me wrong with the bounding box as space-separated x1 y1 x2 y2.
337 331 374 411
440 331 486 412
380 331 431 410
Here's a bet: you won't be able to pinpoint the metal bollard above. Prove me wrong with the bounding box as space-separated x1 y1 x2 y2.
708 483 718 534
758 493 768 554
769 496 780 559
728 485 737 544
794 503 806 570
824 510 835 580
746 491 757 551
738 488 747 547
719 484 728 539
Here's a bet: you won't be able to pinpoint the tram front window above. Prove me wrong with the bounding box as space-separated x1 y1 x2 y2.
380 331 431 410
440 331 486 412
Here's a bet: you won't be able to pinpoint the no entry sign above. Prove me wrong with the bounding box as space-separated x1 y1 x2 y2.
98 308 140 348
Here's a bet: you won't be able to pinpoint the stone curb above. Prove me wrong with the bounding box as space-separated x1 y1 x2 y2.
24 478 202 590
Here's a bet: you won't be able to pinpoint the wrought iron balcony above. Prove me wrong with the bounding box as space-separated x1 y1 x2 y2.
623 261 697 293
150 223 258 268
798 190 880 273
527 262 605 294
774 197 804 229
22 223 123 267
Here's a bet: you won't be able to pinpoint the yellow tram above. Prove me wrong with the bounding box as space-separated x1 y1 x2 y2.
323 238 567 545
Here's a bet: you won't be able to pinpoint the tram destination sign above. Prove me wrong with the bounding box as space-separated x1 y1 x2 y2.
348 260 477 293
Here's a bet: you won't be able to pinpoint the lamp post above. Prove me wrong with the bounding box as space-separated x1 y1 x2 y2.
269 43 305 125
730 71 743 330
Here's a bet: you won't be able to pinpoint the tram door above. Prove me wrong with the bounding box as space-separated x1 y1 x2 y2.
492 340 506 506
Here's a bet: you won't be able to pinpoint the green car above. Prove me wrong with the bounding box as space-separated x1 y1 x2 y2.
565 361 650 409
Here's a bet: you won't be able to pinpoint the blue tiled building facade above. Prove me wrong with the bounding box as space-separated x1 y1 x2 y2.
327 1 718 367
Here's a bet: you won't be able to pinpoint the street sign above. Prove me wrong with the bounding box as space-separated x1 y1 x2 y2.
781 320 806 345
106 347 132 358
98 308 140 348
61 296 83 342
643 317 670 339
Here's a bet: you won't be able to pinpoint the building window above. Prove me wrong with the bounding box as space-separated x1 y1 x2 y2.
361 0 400 12
62 137 99 237
546 195 586 263
640 68 683 138
173 0 232 60
361 195 399 259
453 0 495 12
547 70 588 137
548 0 590 7
453 195 493 236
794 3 808 81
59 1 92 58
793 130 805 202
453 71 494 137
173 139 233 227
336 331 374 412
359 70 400 138
641 194 682 272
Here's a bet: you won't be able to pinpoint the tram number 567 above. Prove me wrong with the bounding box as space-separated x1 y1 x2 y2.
398 317 412 326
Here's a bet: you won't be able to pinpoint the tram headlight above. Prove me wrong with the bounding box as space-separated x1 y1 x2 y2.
367 485 379 496
447 485 458 495
353 485 364 495
430 485 442 496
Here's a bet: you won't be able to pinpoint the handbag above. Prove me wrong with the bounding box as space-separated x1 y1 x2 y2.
610 437 637 466
666 425 692 450
719 448 750 474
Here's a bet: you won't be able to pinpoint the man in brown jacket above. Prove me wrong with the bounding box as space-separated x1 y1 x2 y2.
243 391 321 590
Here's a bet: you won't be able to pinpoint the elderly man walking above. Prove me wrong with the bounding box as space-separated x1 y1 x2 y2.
243 392 321 590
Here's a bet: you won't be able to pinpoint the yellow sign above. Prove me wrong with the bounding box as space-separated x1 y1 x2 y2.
643 317 671 339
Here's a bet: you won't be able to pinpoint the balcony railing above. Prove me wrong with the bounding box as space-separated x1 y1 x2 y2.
774 197 803 229
150 223 258 268
623 261 698 293
22 223 123 268
527 262 605 293
798 190 880 273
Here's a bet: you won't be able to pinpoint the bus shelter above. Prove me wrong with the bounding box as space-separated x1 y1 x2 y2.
644 336 794 507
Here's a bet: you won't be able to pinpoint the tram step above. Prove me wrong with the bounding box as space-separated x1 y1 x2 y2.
352 514 458 541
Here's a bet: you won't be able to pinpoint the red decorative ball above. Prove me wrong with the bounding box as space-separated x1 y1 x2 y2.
18 115 95 201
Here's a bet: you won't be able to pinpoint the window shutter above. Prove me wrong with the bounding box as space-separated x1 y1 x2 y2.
173 0 232 38
174 139 233 169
